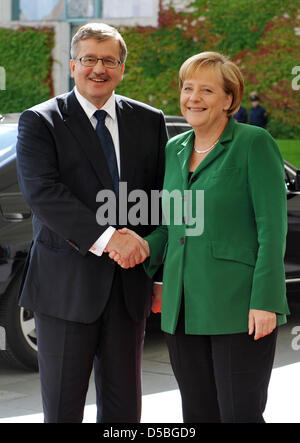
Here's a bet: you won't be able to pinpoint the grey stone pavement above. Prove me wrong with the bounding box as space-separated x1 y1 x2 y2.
0 302 300 423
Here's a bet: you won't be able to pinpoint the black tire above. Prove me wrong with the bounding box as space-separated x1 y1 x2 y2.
0 271 38 371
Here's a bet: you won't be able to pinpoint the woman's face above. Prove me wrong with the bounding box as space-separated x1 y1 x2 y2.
180 67 232 132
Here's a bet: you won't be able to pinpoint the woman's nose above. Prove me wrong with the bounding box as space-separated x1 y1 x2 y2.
190 91 202 101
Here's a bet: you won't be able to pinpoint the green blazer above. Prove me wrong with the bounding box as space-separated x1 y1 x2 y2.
144 117 290 335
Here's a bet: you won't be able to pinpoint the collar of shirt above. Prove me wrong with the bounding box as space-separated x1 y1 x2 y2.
73 86 116 128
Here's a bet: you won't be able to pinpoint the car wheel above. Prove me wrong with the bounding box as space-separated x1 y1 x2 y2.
0 271 38 371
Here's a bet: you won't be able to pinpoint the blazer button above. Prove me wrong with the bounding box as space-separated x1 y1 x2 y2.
179 237 185 245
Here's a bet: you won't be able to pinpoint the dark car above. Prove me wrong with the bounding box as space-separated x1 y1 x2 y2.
0 114 300 371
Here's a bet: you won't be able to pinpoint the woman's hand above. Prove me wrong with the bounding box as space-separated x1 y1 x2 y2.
248 309 277 340
152 283 162 313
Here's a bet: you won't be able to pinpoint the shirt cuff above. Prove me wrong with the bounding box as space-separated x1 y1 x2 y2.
89 227 116 256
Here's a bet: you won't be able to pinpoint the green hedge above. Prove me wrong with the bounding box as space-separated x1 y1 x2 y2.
117 27 200 114
0 27 54 114
116 0 300 139
1 2 300 140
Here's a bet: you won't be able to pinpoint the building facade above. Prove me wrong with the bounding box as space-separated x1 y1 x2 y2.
0 0 162 95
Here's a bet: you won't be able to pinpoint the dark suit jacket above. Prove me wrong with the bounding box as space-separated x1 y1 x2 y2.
16 90 167 323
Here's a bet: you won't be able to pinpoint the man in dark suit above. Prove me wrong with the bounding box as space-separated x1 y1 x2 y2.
249 95 268 128
16 23 167 423
233 105 247 123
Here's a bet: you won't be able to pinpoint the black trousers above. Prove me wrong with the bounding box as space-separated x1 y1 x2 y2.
165 303 277 423
34 269 146 423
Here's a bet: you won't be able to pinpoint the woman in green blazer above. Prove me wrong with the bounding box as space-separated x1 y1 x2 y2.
110 52 290 423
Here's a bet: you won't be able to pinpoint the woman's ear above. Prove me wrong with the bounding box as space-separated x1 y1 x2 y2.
224 93 233 112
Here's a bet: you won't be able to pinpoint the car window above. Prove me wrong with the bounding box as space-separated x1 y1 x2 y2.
166 122 191 139
175 124 191 134
0 125 17 167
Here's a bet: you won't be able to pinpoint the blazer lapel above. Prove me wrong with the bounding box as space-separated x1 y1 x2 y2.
61 91 115 192
194 118 235 176
177 117 235 182
193 142 226 176
176 130 194 189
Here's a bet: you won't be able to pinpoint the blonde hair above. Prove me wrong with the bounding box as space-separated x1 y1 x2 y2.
179 51 244 116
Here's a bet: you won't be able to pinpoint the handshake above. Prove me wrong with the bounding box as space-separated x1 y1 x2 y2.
104 228 150 269
103 228 162 314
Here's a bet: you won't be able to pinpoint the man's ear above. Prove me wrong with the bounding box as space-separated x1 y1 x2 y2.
70 59 75 78
120 63 125 81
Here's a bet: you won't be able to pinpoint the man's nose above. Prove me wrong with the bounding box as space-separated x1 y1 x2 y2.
92 59 106 74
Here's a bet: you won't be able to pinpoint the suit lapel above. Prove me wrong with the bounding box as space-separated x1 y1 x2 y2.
61 91 115 192
115 96 137 185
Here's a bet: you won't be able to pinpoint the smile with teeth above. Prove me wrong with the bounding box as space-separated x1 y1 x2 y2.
188 107 207 111
89 77 108 82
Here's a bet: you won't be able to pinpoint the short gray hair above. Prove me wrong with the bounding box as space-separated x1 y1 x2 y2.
70 22 127 63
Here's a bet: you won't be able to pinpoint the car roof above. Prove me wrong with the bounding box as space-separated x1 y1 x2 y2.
165 115 187 123
0 114 296 173
0 113 20 124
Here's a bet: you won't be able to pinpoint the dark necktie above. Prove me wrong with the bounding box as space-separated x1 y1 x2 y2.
94 110 119 198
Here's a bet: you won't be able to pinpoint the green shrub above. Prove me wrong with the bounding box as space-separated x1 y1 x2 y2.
1 1 300 142
0 27 54 114
117 0 300 139
277 139 300 167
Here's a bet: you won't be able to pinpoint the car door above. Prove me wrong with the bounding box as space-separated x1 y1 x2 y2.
285 162 300 295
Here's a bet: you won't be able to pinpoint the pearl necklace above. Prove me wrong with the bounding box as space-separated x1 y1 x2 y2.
193 138 220 154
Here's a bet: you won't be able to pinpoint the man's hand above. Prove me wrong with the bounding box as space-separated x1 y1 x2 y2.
248 309 277 341
105 229 149 269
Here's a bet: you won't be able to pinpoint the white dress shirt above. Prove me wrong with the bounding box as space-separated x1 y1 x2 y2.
74 87 118 256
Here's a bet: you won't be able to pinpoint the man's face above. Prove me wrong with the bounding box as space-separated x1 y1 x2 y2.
70 37 125 108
